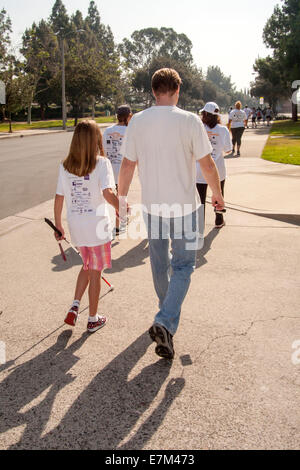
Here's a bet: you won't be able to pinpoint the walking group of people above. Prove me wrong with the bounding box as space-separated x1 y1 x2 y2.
54 68 232 360
229 104 274 130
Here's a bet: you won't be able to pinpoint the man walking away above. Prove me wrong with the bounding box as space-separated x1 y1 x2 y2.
243 105 252 129
118 68 225 360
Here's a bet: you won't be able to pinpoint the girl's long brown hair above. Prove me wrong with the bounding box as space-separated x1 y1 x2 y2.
201 111 221 129
63 120 104 177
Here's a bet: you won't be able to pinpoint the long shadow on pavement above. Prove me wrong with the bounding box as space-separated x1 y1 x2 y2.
2 331 183 450
51 247 82 272
0 330 89 448
196 228 221 269
106 238 149 274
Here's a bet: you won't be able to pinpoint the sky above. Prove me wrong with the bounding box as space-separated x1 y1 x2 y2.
1 0 279 90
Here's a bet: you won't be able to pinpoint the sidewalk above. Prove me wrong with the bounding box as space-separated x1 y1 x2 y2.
0 122 111 140
0 127 299 450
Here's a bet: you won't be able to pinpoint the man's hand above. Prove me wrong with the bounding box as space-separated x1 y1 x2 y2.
118 196 130 224
211 194 225 212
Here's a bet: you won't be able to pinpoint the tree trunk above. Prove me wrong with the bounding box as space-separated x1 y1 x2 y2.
41 104 45 121
27 103 32 125
292 102 298 122
9 111 12 133
74 103 79 127
91 96 96 119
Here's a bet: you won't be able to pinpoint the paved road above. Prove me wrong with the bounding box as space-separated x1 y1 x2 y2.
0 133 74 220
1 127 300 450
0 123 268 221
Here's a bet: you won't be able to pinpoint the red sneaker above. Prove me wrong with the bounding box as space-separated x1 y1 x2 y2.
87 316 107 333
64 306 79 327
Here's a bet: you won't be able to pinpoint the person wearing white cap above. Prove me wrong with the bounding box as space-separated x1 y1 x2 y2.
197 102 232 229
228 101 247 157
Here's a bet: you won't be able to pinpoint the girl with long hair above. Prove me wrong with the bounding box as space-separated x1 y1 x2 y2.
54 120 119 333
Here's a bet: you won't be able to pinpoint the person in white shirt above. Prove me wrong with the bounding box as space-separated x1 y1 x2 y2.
197 102 232 229
251 108 257 128
103 105 132 233
118 68 225 360
266 107 273 126
228 101 247 157
54 120 119 333
243 106 252 128
103 105 132 191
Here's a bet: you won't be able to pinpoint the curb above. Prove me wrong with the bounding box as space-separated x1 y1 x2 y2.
0 129 70 140
0 199 56 237
0 123 112 140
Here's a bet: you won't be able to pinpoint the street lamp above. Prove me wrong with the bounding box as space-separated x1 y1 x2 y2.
55 29 85 130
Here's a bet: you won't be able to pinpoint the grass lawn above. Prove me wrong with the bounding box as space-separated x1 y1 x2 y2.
269 120 300 136
0 116 115 133
261 120 300 165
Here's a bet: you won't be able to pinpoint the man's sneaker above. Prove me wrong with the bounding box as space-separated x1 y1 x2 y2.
215 213 225 229
64 306 79 327
149 323 174 360
87 315 107 334
237 151 241 157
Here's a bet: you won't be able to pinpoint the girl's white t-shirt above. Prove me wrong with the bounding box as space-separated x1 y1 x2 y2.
196 124 232 184
56 157 115 247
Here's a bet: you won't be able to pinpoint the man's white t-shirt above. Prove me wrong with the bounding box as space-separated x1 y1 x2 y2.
244 108 252 119
103 124 127 184
229 109 247 128
56 157 115 247
196 124 232 184
120 106 212 217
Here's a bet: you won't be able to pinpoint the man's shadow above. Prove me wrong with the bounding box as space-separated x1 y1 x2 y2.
2 332 184 450
107 239 149 274
29 332 183 450
0 330 89 447
196 228 220 269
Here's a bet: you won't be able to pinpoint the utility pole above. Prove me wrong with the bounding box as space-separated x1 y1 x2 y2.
55 29 84 130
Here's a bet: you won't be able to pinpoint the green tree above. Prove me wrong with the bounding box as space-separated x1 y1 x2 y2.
50 0 70 35
253 0 300 120
206 66 234 95
0 8 12 67
120 27 193 72
131 56 204 110
251 56 287 109
21 20 60 123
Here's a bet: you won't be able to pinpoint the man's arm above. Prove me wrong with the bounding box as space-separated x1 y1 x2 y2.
118 157 137 222
118 157 137 196
199 154 225 211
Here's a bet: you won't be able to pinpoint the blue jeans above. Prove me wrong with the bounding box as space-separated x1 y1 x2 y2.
144 212 197 336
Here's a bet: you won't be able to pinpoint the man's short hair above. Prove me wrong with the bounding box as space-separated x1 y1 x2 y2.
152 68 182 95
117 105 131 121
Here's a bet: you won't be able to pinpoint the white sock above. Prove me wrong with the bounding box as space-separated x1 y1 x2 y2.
89 315 99 323
72 300 80 311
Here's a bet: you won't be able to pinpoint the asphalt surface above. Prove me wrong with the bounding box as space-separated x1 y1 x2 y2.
0 127 300 450
0 132 74 220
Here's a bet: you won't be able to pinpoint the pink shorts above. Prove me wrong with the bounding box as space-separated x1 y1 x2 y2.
79 243 112 272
